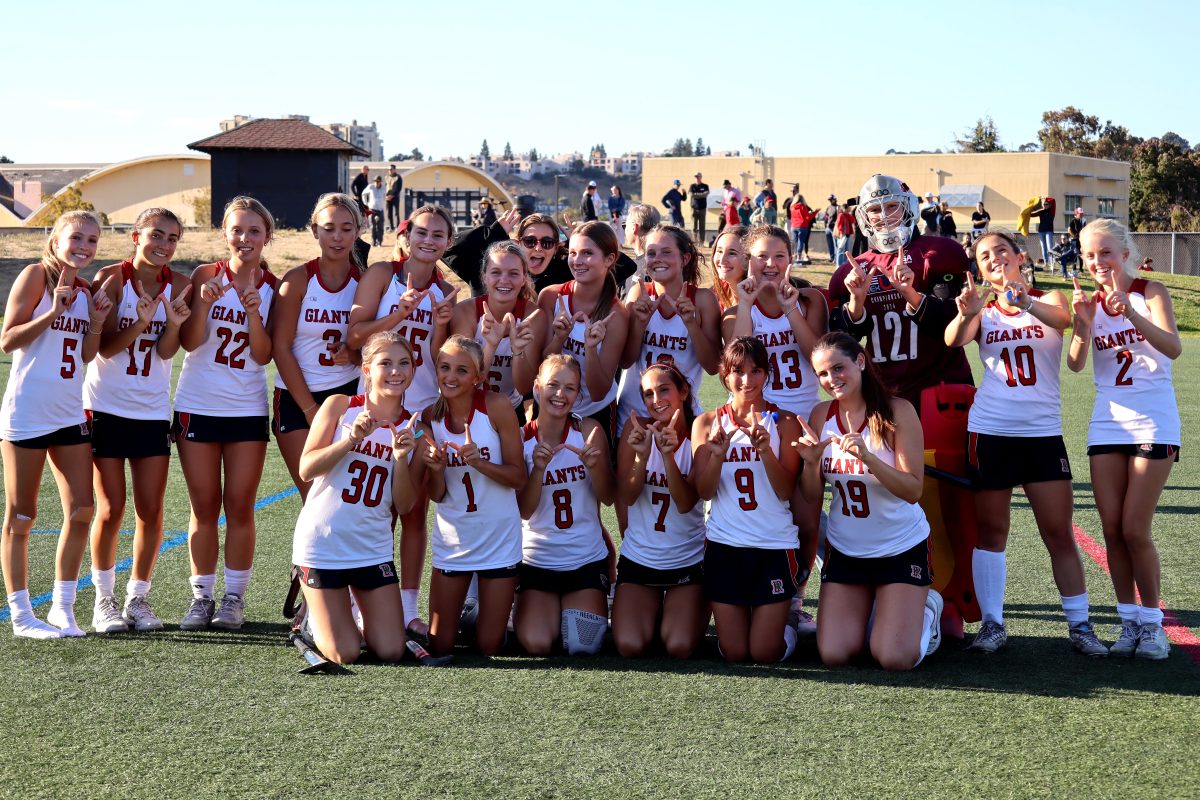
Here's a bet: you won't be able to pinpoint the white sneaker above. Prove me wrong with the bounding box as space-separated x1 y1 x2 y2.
1109 621 1140 657
210 593 245 630
925 589 945 656
122 595 164 632
790 597 817 638
179 597 215 631
1135 623 1170 661
47 604 86 637
92 596 129 634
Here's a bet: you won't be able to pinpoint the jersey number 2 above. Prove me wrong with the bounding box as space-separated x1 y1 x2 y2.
215 326 249 370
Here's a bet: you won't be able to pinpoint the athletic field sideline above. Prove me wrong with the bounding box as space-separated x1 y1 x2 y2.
0 340 1196 799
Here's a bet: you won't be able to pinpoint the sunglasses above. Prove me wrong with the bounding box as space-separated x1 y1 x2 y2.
520 236 557 251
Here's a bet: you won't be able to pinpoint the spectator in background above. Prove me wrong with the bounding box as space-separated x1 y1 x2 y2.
920 191 940 235
971 201 991 240
938 202 957 238
833 202 855 266
754 178 777 209
822 194 840 262
737 196 753 226
662 179 686 226
781 184 799 230
717 179 741 236
1138 257 1155 272
788 194 816 265
1068 206 1086 250
478 197 497 228
351 165 371 215
763 196 778 226
688 172 710 243
361 176 387 246
621 203 662 294
608 185 627 224
724 197 740 230
961 234 979 279
385 163 403 232
1030 195 1057 263
1051 233 1078 278
581 180 600 222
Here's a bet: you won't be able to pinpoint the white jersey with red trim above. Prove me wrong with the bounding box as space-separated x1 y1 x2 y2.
474 295 528 409
175 263 276 417
1088 281 1181 446
521 419 607 569
557 281 618 417
615 282 706 430
0 274 92 440
968 292 1064 437
275 259 360 393
819 401 929 558
293 396 407 569
751 301 818 418
621 429 705 569
82 262 173 421
373 262 445 414
430 392 523 571
704 404 799 549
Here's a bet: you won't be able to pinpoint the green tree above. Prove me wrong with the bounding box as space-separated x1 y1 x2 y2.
1128 137 1200 231
28 181 106 226
955 116 1005 153
503 141 514 160
695 137 705 157
527 147 540 161
1037 106 1101 155
411 148 425 161
0 155 13 164
479 139 490 159
188 188 212 229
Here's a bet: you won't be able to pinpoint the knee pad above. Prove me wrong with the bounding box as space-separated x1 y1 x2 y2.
561 609 608 656
69 505 95 524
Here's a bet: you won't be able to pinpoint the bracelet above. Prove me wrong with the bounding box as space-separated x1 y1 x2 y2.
1020 296 1034 312
303 404 317 414
784 304 799 315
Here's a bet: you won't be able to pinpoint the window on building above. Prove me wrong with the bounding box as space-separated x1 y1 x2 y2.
1098 198 1116 216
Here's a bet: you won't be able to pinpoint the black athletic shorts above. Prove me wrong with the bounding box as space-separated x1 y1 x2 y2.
821 537 933 588
173 412 269 444
517 558 609 596
89 411 170 459
616 554 704 589
967 432 1072 490
1087 443 1180 462
440 564 520 579
272 378 359 436
296 561 399 591
6 421 91 449
703 539 804 607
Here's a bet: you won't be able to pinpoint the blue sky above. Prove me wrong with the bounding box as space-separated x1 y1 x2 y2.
3 0 1197 163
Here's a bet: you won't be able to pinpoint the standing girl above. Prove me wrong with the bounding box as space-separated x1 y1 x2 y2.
1068 219 1182 660
538 221 630 452
946 230 1106 655
711 225 748 312
349 204 459 636
516 355 615 656
421 336 526 656
175 196 277 631
292 331 421 664
690 337 803 663
617 224 720 431
611 364 707 658
451 241 545 423
84 208 192 633
1 211 113 637
272 194 364 500
797 332 943 670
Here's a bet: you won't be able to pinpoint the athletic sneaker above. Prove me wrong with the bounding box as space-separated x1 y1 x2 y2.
1109 621 1141 657
1135 623 1170 661
790 597 817 638
122 595 164 632
92 596 129 634
925 589 945 657
459 597 479 632
968 620 1008 653
1068 621 1108 657
210 593 245 630
180 598 216 631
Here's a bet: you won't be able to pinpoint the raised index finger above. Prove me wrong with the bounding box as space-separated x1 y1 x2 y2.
1072 275 1082 293
795 414 820 441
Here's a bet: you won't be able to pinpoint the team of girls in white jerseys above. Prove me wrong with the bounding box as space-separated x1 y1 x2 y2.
0 190 1183 664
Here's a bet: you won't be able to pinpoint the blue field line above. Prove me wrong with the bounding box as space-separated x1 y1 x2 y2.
1 486 299 622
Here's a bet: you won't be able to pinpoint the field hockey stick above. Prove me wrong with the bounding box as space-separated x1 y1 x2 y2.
923 464 974 490
405 638 454 667
288 630 349 675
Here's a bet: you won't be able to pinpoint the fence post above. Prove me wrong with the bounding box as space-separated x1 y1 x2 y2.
1169 232 1176 275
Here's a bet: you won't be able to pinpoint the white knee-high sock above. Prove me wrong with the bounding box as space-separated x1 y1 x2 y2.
126 579 151 599
781 624 798 661
1139 606 1164 626
223 566 251 598
1116 603 1139 624
401 589 420 628
973 548 1007 625
92 568 116 600
1060 592 1089 626
190 574 216 601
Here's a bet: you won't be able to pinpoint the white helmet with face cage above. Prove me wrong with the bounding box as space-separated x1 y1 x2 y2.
854 174 919 254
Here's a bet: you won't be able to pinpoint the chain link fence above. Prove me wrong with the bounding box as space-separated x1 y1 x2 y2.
1129 232 1200 277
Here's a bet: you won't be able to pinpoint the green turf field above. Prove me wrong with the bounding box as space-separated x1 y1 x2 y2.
0 340 1197 800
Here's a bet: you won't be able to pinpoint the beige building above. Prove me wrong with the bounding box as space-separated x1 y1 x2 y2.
642 152 1130 233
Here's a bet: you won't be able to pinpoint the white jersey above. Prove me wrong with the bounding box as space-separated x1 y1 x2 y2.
521 419 607 569
473 294 530 409
968 292 1064 437
431 392 523 571
704 404 799 549
293 396 407 569
175 263 276 417
275 259 360 393
1087 280 1181 446
615 282 706 430
621 428 705 570
751 301 818 418
557 281 618 417
373 262 446 415
0 272 92 440
82 262 173 421
819 402 929 558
